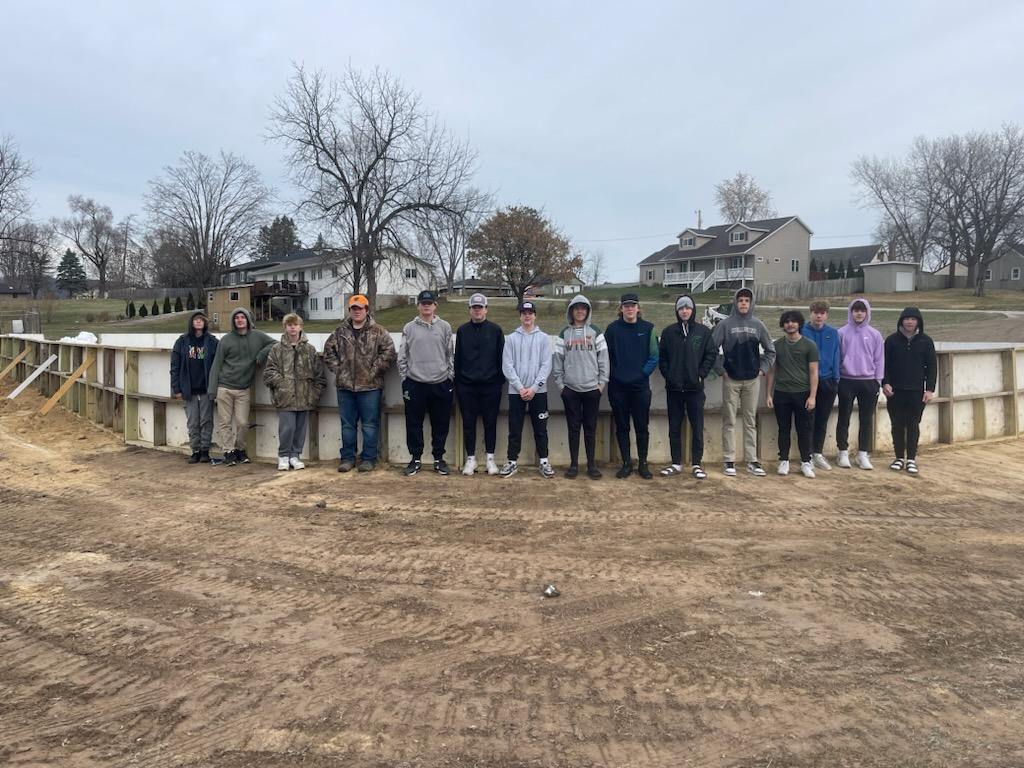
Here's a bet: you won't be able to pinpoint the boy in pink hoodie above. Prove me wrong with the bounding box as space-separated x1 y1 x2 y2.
835 298 884 469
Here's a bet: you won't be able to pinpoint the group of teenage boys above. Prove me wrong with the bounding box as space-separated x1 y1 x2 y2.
170 288 937 478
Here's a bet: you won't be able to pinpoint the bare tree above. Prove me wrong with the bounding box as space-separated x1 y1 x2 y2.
467 206 581 303
714 172 777 222
145 150 269 291
52 196 120 296
414 189 488 294
0 221 55 298
583 250 607 286
269 64 477 309
0 135 34 239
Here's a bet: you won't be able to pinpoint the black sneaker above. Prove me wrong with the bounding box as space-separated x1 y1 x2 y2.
434 459 450 476
616 460 633 479
403 459 422 476
564 465 579 479
188 451 201 464
586 465 602 480
637 461 653 480
198 449 211 463
222 450 238 466
724 461 737 477
236 449 251 464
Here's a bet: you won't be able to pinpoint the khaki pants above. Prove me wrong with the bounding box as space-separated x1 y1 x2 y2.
722 376 760 463
216 387 251 451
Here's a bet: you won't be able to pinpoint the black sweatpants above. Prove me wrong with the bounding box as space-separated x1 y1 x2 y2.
812 379 838 454
666 390 706 466
457 382 502 455
773 389 813 463
607 381 651 463
836 378 879 452
403 378 454 460
561 387 601 467
887 388 926 460
507 392 549 462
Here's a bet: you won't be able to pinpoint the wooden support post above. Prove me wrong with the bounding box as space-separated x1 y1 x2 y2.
8 355 57 400
40 354 95 415
0 348 28 380
307 411 320 460
1002 349 1020 438
937 352 954 444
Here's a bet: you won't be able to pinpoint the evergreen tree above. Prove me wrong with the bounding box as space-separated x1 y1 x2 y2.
56 248 88 297
139 304 148 317
174 296 184 312
846 259 855 279
163 296 172 314
186 291 196 310
198 293 207 309
809 257 818 275
256 215 300 259
151 300 160 316
827 261 839 279
127 300 136 318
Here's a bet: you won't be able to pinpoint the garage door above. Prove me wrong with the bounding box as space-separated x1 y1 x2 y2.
896 272 914 292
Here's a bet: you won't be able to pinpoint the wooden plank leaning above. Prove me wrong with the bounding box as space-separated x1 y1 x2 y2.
7 354 58 400
0 348 29 380
40 353 96 415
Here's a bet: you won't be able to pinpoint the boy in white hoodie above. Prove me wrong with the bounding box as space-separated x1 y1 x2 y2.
500 301 554 478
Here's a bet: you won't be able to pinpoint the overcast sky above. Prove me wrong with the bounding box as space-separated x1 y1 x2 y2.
4 0 1024 279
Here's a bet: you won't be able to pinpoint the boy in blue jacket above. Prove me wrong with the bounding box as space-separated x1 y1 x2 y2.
802 299 841 470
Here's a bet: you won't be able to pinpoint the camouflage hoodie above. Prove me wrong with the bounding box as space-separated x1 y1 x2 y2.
263 330 327 411
322 316 397 392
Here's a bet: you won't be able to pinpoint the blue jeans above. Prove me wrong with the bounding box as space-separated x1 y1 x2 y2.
338 388 382 462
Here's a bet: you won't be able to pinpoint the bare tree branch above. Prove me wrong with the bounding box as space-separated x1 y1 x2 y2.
714 172 776 222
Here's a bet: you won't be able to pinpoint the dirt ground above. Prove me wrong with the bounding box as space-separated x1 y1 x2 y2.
2 385 1023 768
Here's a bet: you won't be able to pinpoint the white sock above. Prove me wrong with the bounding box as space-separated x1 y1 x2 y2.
540 458 550 465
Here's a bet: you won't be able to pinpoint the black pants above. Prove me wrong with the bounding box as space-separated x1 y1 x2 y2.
666 390 705 466
607 381 651 463
812 379 838 454
457 382 502 455
836 378 879 452
774 389 813 462
561 388 601 467
507 392 549 461
887 389 926 459
403 378 454 460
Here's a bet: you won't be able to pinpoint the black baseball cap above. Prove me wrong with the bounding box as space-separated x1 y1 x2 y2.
417 290 437 304
517 300 537 313
619 292 639 305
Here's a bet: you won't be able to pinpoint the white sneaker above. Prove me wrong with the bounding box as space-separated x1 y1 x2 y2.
277 456 290 471
289 457 305 470
499 460 518 477
485 455 499 475
836 450 851 468
812 453 832 470
539 460 555 479
462 456 477 476
777 460 790 476
855 451 873 470
800 461 816 478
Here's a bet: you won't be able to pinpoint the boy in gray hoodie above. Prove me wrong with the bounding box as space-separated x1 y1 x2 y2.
553 295 608 479
500 301 554 478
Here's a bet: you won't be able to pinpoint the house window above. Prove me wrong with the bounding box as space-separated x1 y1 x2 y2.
790 259 800 272
985 269 992 281
299 271 306 281
646 270 654 281
331 267 338 278
229 290 239 301
309 297 318 311
324 297 334 310
682 236 695 247
405 268 417 279
731 257 744 268
730 231 747 243
756 256 765 262
773 257 781 263
1012 267 1021 280
212 313 219 326
208 292 214 303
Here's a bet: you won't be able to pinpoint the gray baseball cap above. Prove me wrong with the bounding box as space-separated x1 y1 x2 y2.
468 293 488 307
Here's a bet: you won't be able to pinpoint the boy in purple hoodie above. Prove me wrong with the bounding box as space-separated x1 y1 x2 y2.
835 298 884 470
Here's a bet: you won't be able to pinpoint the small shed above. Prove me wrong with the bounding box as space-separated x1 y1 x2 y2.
861 261 918 293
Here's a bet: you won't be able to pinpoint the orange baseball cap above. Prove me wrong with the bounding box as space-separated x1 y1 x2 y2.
348 294 369 308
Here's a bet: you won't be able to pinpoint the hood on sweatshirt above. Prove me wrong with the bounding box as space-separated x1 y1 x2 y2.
230 307 255 333
565 294 592 326
280 329 310 345
897 306 925 334
730 288 755 317
186 309 209 336
675 293 700 326
845 297 873 326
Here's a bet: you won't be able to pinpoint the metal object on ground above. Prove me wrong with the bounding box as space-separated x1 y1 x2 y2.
542 584 560 598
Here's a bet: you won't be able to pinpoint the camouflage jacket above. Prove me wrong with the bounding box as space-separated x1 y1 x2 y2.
262 333 327 411
322 317 397 392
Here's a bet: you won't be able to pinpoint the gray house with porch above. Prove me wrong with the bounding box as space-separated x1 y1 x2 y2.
638 216 813 293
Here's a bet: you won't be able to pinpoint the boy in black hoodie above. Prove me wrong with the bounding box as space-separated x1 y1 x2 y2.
882 307 936 475
170 310 219 463
658 295 716 479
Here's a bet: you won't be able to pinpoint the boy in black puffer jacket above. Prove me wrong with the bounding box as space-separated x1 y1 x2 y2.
882 307 936 475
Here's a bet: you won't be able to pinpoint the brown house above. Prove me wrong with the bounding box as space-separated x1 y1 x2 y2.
206 279 308 331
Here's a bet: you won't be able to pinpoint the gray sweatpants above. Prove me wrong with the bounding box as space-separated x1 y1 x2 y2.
277 411 309 458
184 393 215 452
